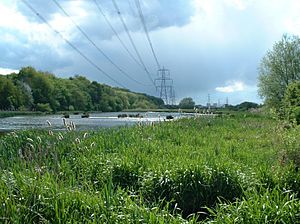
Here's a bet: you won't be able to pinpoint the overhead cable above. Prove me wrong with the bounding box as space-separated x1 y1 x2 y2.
93 0 143 70
111 0 155 86
22 0 126 88
134 0 160 69
52 0 148 86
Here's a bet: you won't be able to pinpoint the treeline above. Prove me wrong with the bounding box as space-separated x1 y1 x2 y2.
0 66 164 112
225 102 260 111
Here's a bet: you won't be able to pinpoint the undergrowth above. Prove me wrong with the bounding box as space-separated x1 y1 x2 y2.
0 114 299 223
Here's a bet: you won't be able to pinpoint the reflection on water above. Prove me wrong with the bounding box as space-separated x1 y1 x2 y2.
0 112 191 132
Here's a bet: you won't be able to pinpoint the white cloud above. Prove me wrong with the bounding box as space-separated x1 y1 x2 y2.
215 81 246 93
224 0 254 10
0 67 19 75
1 0 299 104
0 1 61 48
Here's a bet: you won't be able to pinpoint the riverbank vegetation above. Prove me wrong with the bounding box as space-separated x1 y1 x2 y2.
0 66 164 112
258 34 300 123
1 113 300 223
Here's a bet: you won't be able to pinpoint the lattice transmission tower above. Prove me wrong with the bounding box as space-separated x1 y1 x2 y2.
155 67 175 105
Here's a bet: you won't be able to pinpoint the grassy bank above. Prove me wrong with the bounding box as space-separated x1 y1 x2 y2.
0 114 300 223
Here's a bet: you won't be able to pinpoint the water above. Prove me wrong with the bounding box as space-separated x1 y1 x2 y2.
0 112 193 132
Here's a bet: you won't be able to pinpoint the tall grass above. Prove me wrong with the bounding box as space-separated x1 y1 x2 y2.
0 114 299 223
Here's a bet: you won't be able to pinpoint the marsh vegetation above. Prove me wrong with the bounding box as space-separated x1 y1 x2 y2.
1 113 299 223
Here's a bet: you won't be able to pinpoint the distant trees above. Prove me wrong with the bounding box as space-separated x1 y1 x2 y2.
258 34 300 111
0 66 164 112
179 97 195 109
235 102 259 111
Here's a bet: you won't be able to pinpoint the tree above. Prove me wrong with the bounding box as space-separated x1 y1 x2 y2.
235 102 259 111
179 97 195 109
258 34 300 110
283 81 300 124
0 66 165 112
0 76 19 110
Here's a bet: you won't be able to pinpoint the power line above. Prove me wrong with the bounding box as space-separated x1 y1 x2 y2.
130 0 175 104
111 0 155 86
22 0 126 88
52 0 148 87
93 0 143 70
134 0 160 69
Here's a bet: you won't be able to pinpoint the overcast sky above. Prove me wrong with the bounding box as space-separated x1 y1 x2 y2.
1 0 300 105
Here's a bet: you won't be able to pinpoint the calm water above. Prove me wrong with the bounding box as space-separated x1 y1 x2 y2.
0 112 192 132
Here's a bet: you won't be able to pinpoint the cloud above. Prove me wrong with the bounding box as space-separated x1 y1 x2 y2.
224 0 254 10
215 81 246 93
1 0 299 105
142 0 194 29
0 67 19 75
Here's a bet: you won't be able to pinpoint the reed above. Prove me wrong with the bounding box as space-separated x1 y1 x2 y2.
0 113 299 223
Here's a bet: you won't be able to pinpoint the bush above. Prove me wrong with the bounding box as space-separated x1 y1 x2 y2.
284 81 300 124
36 103 52 112
279 125 300 168
140 165 244 219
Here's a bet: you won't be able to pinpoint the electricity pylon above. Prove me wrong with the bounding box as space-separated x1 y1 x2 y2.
155 67 175 105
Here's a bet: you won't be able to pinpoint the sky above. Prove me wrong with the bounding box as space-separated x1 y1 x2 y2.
1 0 300 105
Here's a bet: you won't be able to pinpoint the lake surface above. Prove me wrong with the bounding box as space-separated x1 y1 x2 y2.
0 112 193 132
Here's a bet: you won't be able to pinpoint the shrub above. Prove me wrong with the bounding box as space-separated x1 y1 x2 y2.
36 103 52 112
140 165 244 219
207 188 300 223
284 81 300 124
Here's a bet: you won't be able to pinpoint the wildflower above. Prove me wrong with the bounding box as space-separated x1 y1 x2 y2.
46 120 51 126
62 118 67 127
18 148 24 159
48 130 53 136
83 132 88 138
58 133 64 141
71 121 76 130
35 166 42 174
37 136 42 144
27 143 35 150
11 132 17 137
75 138 80 144
26 138 34 143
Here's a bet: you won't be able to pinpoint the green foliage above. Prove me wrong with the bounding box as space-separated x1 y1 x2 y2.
258 34 300 110
36 103 52 112
207 188 300 223
284 81 300 124
0 76 22 110
0 66 164 112
179 97 195 109
278 123 300 168
140 165 244 218
1 115 300 222
235 101 259 111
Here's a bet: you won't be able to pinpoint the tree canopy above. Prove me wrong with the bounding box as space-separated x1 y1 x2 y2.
258 34 300 110
0 66 164 112
235 102 259 111
283 81 300 123
178 97 195 109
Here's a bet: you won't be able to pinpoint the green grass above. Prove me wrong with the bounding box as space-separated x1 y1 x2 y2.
0 114 300 223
